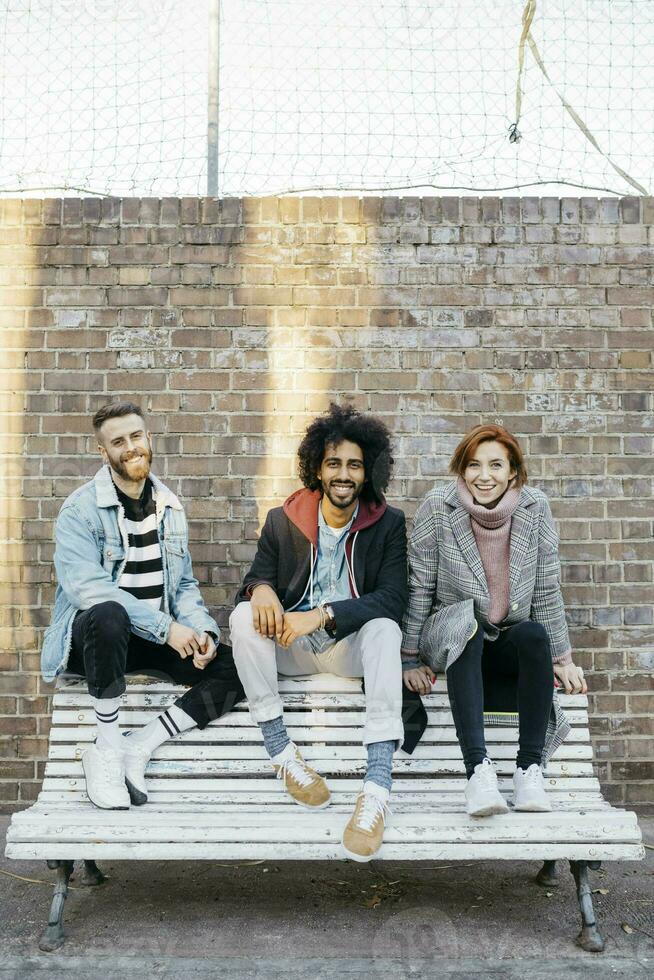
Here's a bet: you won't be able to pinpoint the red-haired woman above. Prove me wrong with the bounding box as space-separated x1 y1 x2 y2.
401 424 587 817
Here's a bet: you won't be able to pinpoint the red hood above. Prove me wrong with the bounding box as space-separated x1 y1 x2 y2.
282 487 387 547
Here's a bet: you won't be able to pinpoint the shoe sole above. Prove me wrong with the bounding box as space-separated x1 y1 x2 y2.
125 777 148 807
512 801 552 812
341 842 381 863
467 800 509 818
290 795 332 810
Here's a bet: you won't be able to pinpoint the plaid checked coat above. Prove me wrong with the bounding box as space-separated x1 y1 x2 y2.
402 481 572 764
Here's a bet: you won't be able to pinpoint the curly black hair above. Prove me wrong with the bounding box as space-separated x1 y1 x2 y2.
297 402 394 502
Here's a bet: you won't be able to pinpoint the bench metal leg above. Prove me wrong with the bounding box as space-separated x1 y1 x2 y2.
39 860 74 952
569 860 605 953
535 859 558 887
81 859 107 886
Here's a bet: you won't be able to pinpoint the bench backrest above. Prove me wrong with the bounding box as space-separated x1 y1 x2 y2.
39 675 600 808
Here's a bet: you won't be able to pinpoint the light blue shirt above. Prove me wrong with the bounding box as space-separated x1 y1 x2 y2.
298 502 358 652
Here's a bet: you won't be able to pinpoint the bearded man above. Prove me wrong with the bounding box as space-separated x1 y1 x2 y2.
230 402 416 861
41 400 245 810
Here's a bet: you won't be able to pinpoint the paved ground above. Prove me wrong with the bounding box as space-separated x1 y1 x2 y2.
0 813 652 979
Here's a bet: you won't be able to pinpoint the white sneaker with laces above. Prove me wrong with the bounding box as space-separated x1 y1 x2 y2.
122 733 151 806
512 764 552 812
82 742 130 810
465 757 509 817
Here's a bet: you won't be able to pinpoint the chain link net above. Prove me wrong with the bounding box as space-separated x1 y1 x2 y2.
1 0 652 197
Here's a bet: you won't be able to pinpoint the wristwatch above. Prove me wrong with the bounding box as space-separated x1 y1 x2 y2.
323 604 336 636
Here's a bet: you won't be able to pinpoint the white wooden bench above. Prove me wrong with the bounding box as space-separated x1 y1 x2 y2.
5 674 644 954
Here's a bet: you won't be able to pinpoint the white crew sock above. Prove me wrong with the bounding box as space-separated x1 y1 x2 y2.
125 703 196 754
93 696 123 752
362 778 390 804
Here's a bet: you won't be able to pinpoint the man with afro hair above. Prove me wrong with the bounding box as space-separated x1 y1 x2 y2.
230 402 416 861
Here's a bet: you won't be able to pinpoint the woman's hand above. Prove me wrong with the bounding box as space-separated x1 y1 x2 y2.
553 661 587 695
403 665 436 695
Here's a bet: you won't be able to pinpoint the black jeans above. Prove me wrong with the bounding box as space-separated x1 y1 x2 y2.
445 619 554 777
67 601 246 729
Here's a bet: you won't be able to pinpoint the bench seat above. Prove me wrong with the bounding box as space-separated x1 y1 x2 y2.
4 674 644 951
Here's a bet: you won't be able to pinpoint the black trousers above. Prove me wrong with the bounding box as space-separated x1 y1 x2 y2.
445 619 554 777
67 601 246 729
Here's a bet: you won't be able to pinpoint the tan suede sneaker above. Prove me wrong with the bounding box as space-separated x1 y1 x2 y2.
341 784 390 862
272 743 331 810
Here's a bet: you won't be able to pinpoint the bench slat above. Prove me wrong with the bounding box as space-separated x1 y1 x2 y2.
50 708 590 727
31 795 611 811
52 680 589 707
47 742 594 760
42 759 596 777
38 774 602 794
5 841 644 862
46 726 592 745
8 809 641 845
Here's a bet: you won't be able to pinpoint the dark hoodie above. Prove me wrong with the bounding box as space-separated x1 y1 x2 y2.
235 488 408 641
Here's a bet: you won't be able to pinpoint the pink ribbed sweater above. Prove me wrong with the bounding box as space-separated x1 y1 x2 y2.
456 477 521 624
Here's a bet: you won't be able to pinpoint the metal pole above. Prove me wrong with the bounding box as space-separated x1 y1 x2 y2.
207 0 220 195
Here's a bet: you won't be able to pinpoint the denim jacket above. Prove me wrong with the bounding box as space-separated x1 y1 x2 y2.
41 465 219 682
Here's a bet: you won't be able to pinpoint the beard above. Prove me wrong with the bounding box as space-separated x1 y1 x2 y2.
110 444 153 482
322 479 364 510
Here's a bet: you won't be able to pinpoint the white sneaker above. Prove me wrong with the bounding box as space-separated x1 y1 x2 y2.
82 743 130 810
122 733 151 806
512 764 552 812
465 758 509 818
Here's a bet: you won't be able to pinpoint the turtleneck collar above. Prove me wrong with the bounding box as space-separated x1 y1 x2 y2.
456 475 522 529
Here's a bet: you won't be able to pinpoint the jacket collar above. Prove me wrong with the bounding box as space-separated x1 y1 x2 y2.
444 480 538 596
443 479 539 511
93 464 183 515
282 486 386 546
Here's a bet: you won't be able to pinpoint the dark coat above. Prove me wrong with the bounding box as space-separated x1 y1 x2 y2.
236 488 409 641
235 487 426 753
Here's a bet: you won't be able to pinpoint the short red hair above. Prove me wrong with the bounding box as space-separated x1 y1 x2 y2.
449 424 528 487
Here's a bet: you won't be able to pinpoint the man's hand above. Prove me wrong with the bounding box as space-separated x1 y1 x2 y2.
251 584 284 639
553 661 587 695
192 633 217 671
403 664 435 695
278 609 322 648
167 621 204 660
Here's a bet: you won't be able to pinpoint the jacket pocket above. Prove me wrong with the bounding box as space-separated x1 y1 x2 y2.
164 539 187 587
102 544 125 576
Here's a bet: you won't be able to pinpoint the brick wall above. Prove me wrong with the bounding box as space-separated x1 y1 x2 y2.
0 194 652 811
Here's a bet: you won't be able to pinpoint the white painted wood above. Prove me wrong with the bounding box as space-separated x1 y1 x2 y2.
5 676 644 872
50 708 590 728
5 841 645 862
34 792 611 808
47 743 593 762
53 678 590 707
8 812 641 845
42 758 596 777
37 775 601 794
48 724 591 744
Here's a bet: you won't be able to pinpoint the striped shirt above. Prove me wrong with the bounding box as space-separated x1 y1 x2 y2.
114 478 164 610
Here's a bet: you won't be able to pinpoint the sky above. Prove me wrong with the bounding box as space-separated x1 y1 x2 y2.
0 0 652 198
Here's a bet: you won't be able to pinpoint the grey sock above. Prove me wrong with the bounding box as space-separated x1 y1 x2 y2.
365 739 395 793
260 715 290 759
